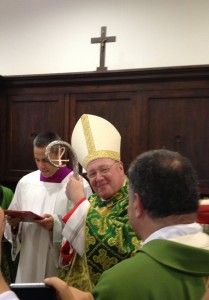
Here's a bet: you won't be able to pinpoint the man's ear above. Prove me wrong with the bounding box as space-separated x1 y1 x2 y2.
118 161 124 171
133 193 144 218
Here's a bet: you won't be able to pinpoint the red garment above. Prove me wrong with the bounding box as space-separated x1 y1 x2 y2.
60 240 75 265
198 204 209 224
62 197 86 223
61 197 86 265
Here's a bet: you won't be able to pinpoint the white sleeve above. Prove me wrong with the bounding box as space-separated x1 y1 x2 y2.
4 181 22 261
62 199 90 257
0 291 19 300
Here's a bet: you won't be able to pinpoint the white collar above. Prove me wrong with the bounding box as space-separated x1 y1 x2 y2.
141 222 202 247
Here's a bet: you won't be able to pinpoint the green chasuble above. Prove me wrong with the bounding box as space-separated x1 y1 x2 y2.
92 239 209 300
60 179 141 291
1 185 19 284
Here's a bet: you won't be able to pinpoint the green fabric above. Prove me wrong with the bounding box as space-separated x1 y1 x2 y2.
92 239 209 300
1 185 19 284
1 186 13 209
60 179 141 291
60 252 93 292
86 179 140 286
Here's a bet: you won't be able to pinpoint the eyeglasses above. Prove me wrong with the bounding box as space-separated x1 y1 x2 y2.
87 161 118 179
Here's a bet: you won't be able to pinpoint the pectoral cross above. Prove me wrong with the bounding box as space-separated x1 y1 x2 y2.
91 26 116 71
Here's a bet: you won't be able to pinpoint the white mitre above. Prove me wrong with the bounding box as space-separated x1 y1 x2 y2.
71 114 121 169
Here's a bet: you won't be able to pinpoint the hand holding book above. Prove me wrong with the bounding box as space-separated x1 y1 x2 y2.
4 210 43 222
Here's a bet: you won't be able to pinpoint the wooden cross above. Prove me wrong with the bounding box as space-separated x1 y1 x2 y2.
91 26 116 71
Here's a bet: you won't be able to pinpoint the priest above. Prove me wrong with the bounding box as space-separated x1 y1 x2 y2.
59 114 141 291
4 131 92 283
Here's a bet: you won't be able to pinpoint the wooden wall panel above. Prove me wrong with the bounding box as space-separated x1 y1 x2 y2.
69 92 139 172
147 91 209 191
3 93 65 180
1 66 209 194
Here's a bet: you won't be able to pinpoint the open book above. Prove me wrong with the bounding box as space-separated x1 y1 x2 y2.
4 210 43 222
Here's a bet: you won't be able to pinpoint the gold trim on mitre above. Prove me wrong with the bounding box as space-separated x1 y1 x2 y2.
83 150 120 169
81 114 120 169
81 114 96 154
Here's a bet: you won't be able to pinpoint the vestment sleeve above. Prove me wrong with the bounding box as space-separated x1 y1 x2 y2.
4 182 22 261
62 199 90 257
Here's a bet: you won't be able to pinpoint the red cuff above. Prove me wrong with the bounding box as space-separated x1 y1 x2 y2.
60 241 75 265
198 205 209 224
62 197 86 223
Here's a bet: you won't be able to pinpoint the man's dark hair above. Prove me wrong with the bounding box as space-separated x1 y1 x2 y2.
128 149 199 218
33 131 61 154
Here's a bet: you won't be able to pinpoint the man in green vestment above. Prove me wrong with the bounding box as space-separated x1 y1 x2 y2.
59 114 141 291
45 149 209 300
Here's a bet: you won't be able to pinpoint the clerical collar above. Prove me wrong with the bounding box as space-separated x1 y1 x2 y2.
141 222 202 247
40 166 72 183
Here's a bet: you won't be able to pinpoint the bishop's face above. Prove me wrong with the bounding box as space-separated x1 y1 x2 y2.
33 146 58 178
86 158 125 200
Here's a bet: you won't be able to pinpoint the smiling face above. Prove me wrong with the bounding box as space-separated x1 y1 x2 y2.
34 146 58 178
86 158 125 200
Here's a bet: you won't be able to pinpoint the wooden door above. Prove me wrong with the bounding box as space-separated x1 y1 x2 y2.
142 89 209 193
3 93 65 181
68 91 141 173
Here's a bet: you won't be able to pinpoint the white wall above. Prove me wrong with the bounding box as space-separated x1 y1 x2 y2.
0 0 209 75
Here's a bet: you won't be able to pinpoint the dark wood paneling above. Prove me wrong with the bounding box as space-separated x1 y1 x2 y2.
146 90 209 190
1 66 209 194
3 94 65 180
0 76 6 180
69 92 139 172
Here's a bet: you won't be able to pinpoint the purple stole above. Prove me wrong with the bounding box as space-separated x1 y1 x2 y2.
40 166 72 183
